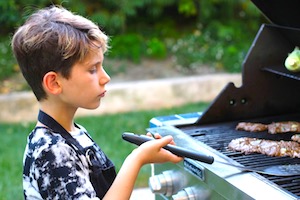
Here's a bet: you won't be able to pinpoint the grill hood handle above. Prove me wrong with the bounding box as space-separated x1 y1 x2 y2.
122 132 214 164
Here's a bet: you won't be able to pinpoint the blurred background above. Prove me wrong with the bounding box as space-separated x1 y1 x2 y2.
0 0 264 199
0 0 264 93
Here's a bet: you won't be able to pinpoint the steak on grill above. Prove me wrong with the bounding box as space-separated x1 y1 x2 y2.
228 137 300 158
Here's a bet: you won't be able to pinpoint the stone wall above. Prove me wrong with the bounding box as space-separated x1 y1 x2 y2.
0 74 241 123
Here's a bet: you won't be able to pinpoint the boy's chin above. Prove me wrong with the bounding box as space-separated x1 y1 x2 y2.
81 102 101 110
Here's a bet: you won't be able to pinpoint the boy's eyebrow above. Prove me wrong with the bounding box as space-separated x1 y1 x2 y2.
82 59 101 67
87 55 103 66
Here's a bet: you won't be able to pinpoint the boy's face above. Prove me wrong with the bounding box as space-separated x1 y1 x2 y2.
58 43 110 110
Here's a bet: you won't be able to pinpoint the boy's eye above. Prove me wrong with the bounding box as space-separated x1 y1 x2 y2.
89 67 97 73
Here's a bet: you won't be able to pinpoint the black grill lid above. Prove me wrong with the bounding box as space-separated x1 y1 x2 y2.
195 1 300 125
251 0 300 28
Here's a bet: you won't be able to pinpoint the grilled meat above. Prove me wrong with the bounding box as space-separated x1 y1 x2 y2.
236 122 268 132
292 134 300 143
236 121 300 134
268 121 300 134
228 137 300 158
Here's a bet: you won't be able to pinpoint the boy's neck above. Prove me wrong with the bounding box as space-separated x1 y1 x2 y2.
39 103 77 132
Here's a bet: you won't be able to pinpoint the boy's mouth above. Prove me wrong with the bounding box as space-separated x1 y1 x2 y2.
99 90 106 97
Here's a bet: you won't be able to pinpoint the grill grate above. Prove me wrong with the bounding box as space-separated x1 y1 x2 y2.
179 121 300 198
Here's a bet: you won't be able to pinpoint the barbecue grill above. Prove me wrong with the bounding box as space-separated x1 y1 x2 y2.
146 1 300 199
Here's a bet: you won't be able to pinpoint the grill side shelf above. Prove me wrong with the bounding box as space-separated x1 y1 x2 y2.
262 65 300 81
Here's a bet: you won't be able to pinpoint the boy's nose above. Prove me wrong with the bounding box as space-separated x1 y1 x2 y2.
99 69 110 85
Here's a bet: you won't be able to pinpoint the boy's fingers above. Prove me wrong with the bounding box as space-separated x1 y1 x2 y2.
157 135 174 147
144 133 176 146
145 132 162 139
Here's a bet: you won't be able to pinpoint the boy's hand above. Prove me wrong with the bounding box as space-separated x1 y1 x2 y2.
133 133 183 166
146 132 176 145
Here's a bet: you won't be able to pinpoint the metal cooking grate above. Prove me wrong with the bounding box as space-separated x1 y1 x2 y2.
179 122 300 198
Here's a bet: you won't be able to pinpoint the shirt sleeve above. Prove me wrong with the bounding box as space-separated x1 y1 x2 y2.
32 142 100 200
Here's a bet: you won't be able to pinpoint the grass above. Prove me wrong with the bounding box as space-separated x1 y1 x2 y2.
0 102 209 200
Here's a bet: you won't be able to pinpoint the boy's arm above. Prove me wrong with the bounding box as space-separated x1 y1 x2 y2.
103 135 182 200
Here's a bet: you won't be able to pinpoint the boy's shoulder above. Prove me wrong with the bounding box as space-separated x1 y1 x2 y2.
25 127 88 167
27 127 75 158
28 127 64 146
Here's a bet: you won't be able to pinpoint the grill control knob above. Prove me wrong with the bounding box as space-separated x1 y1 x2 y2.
149 170 186 197
172 187 210 200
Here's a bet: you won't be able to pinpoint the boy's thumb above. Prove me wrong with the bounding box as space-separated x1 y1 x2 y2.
158 135 173 146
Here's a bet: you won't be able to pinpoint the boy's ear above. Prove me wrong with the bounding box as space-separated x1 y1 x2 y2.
42 71 62 95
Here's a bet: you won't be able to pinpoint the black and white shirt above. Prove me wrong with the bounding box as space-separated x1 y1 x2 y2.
23 125 114 199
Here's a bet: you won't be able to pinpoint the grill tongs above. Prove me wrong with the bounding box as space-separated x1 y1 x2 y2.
122 132 300 176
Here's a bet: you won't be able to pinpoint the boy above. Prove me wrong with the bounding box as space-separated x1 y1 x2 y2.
12 5 182 199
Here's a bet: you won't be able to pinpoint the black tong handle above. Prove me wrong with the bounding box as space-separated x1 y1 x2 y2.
122 132 214 164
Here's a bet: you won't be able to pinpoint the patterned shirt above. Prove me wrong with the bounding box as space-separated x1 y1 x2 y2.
23 125 114 199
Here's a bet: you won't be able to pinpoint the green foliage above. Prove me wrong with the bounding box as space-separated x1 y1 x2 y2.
145 38 167 59
0 102 208 199
170 25 254 72
169 1 261 72
0 37 18 80
178 0 197 16
108 34 145 63
0 0 263 81
0 1 20 33
107 35 168 62
0 0 65 34
90 11 126 35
